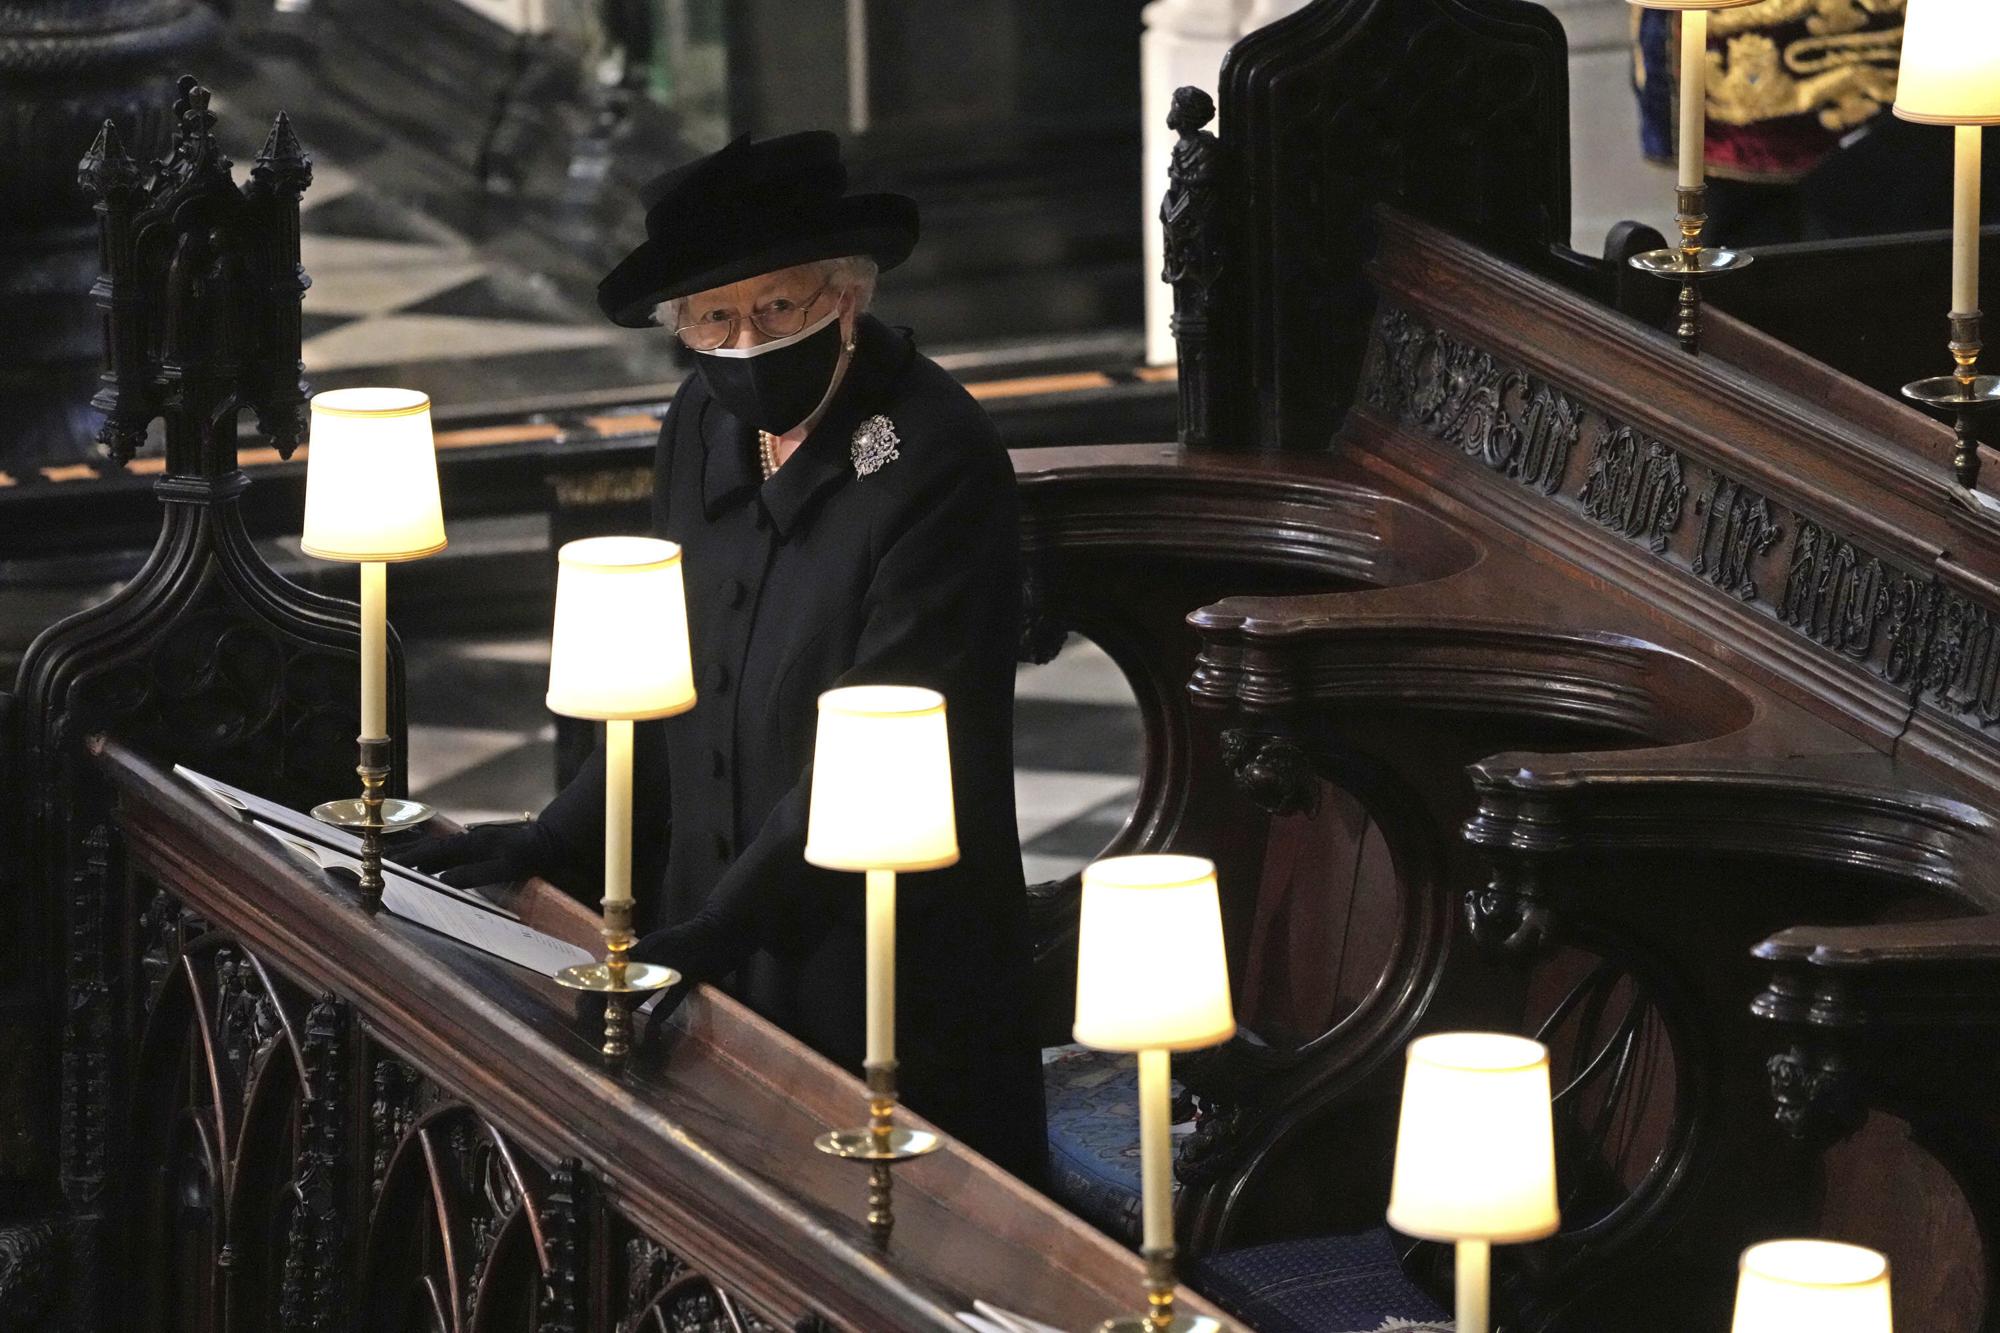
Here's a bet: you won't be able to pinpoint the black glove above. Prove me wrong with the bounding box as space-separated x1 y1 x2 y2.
401 818 556 889
631 915 738 989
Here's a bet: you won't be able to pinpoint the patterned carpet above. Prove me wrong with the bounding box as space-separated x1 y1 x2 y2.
407 633 1142 886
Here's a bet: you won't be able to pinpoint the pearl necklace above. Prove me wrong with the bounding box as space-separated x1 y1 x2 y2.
758 430 781 481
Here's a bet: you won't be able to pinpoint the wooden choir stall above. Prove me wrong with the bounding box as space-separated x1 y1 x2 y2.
10 1 2000 1331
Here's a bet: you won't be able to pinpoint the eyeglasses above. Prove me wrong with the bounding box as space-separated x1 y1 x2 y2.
672 281 834 351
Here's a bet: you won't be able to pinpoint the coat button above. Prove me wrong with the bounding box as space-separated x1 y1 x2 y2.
711 748 727 778
724 579 747 608
706 662 730 693
713 832 732 861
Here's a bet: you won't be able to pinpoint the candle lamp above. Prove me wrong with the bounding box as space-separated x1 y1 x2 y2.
1386 1033 1560 1333
1732 1239 1892 1332
1073 854 1235 1333
805 685 960 1248
301 388 448 905
1894 0 2000 501
1626 0 1759 353
544 537 697 1061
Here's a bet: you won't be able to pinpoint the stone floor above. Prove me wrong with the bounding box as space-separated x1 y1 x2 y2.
407 632 1143 887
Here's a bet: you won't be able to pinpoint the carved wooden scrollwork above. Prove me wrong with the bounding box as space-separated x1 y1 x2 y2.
1534 950 1685 1235
113 865 802 1333
622 1233 778 1333
364 1102 556 1333
1466 859 1559 957
0 1219 59 1328
538 1160 583 1333
280 994 349 1332
1766 1043 1865 1147
128 915 317 1330
1220 729 1321 817
1016 560 1069 667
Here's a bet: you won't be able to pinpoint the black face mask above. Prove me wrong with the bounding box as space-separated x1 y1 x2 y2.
693 310 845 434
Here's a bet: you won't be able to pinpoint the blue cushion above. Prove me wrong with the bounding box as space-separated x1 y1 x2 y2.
1043 1044 1165 1240
1187 1230 1452 1333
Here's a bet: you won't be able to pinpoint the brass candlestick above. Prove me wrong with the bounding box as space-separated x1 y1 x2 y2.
1903 309 2000 502
310 737 436 910
310 735 428 909
1628 184 1753 355
1096 1246 1221 1333
553 898 677 1063
813 1061 939 1249
356 735 389 903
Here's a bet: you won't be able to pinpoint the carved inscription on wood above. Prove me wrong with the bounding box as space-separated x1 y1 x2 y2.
1357 303 2000 731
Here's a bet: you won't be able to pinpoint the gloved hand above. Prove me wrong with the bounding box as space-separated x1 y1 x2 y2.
631 915 738 989
401 818 556 889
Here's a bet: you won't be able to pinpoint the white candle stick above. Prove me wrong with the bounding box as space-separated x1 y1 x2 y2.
604 718 633 906
866 868 896 1065
360 560 386 740
1138 1045 1174 1253
1678 9 1709 191
1456 1239 1491 1333
1957 124 1983 315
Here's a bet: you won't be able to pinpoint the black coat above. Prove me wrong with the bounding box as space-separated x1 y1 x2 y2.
540 316 1047 1182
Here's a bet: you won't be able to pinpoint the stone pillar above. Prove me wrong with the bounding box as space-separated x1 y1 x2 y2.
0 0 218 478
1547 0 1672 252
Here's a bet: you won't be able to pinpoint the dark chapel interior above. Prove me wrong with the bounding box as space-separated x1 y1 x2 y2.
7 0 2000 1330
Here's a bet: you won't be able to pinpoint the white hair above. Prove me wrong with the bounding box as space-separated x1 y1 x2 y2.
656 255 879 331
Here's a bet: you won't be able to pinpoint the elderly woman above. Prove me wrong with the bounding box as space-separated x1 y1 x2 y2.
412 131 1046 1182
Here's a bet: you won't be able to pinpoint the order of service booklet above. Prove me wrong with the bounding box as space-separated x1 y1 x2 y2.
173 764 595 980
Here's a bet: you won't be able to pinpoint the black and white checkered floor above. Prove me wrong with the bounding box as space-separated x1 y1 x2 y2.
408 634 1142 886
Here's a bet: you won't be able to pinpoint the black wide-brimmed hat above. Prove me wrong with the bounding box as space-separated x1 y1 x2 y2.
596 130 919 328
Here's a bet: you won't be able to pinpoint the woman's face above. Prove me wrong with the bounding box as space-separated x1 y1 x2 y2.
678 263 848 352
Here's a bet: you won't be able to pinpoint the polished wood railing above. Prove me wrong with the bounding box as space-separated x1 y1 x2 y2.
95 736 1226 1332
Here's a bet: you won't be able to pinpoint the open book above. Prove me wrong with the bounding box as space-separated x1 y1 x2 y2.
174 765 595 980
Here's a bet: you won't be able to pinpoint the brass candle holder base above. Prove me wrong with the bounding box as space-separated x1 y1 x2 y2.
1094 1247 1221 1333
309 735 412 908
1629 185 1754 355
553 900 677 1064
1904 310 2000 505
814 1061 940 1249
309 797 436 830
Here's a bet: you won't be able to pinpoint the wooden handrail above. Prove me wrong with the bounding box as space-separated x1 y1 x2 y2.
94 735 1230 1332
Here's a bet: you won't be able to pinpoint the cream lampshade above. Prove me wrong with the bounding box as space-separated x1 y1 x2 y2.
301 387 447 562
1387 1032 1559 1333
1074 853 1235 1333
1388 1032 1560 1244
1073 854 1237 1052
804 685 960 872
1895 0 2000 126
546 537 696 914
545 537 697 721
1732 1240 1893 1333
